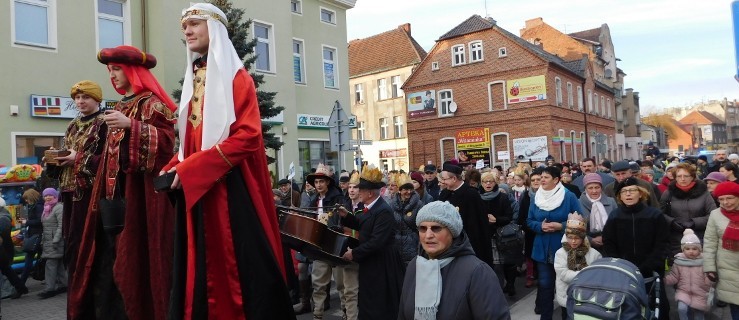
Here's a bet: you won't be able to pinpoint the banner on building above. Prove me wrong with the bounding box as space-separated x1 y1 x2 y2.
455 127 490 166
407 90 436 119
513 136 549 161
379 148 407 158
506 75 547 104
31 94 114 119
297 114 330 128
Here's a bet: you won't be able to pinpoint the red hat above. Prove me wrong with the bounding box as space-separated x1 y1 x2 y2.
97 45 157 69
713 181 739 198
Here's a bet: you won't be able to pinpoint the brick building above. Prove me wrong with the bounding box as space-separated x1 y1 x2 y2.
402 15 616 169
678 110 727 151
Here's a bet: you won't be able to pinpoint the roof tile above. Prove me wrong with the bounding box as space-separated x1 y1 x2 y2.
348 24 427 78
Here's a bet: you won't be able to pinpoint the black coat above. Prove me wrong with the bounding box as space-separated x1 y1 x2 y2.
439 183 494 267
516 189 537 257
25 202 43 236
602 202 669 277
342 197 404 320
425 178 441 201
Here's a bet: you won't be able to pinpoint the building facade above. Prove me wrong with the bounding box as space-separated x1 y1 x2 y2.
678 110 727 152
0 0 355 181
402 15 616 170
348 24 426 172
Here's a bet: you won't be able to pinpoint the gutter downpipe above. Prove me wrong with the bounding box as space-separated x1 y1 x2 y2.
141 0 148 52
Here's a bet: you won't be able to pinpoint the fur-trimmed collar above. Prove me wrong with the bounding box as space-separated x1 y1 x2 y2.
667 179 708 200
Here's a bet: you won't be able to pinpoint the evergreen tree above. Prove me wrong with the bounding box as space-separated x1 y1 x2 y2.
172 0 284 163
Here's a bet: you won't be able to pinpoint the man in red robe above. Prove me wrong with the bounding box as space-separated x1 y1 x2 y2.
162 3 294 319
67 46 177 319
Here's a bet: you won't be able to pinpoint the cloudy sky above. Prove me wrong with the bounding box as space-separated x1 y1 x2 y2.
347 0 737 113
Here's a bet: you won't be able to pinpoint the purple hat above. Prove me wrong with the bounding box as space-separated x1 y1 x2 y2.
582 173 602 186
703 171 727 183
42 188 59 198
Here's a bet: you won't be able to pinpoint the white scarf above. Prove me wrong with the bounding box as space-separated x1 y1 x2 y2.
414 256 455 320
587 194 608 233
535 182 565 211
178 3 243 161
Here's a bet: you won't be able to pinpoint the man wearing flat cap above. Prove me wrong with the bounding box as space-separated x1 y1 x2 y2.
68 46 177 320
602 160 660 207
437 161 494 267
51 80 108 286
339 165 404 319
278 178 301 208
160 3 294 319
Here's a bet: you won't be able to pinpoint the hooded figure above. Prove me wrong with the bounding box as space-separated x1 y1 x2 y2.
162 4 294 320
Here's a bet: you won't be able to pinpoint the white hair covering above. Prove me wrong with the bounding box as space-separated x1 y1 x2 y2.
178 3 243 161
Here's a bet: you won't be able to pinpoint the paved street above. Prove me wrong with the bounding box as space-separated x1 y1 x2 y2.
2 275 735 319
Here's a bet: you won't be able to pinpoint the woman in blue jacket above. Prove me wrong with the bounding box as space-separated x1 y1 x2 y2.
527 166 582 320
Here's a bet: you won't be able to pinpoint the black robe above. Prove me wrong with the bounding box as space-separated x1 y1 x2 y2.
439 183 494 267
342 197 404 320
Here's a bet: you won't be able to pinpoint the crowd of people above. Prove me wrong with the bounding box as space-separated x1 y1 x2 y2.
0 3 737 320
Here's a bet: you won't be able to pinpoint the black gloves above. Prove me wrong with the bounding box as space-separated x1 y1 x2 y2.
671 220 685 232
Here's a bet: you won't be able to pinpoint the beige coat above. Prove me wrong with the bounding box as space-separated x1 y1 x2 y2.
702 208 739 305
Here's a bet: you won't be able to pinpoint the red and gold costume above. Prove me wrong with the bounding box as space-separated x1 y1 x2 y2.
67 46 176 320
165 4 293 319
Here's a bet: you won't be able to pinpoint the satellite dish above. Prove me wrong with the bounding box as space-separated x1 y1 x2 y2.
604 69 613 79
449 101 458 113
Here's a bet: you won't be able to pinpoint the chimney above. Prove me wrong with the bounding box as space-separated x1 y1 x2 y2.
524 17 544 29
400 23 411 34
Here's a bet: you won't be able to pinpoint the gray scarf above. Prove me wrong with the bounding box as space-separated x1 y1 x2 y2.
480 187 500 201
414 256 455 320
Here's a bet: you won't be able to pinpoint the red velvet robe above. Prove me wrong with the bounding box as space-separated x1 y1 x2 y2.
68 92 176 320
163 69 290 320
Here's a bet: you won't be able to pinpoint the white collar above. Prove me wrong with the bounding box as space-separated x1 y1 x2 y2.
365 196 381 210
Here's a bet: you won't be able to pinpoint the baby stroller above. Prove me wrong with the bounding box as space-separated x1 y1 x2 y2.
566 258 661 320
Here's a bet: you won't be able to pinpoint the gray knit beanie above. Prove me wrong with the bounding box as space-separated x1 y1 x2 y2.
416 201 463 237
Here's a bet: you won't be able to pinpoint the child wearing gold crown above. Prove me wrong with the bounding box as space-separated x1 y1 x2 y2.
554 212 602 319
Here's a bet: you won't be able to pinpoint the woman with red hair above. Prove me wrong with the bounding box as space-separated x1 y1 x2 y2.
67 45 176 320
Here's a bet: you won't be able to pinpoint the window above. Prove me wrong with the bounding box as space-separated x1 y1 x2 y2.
452 45 465 66
559 129 566 162
394 116 403 138
292 39 305 83
431 61 439 71
601 96 606 116
377 78 388 100
290 0 301 14
354 83 364 104
570 131 577 162
12 0 57 48
13 134 64 165
587 89 593 113
96 0 126 49
439 90 454 116
298 140 337 178
566 82 573 108
498 47 507 57
391 75 403 98
577 86 583 111
320 7 335 25
555 77 563 106
469 41 483 62
254 22 275 73
322 46 337 88
357 121 365 140
379 118 389 140
593 93 599 114
580 132 586 158
607 98 612 118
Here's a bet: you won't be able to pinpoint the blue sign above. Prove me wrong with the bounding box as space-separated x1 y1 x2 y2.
733 1 739 80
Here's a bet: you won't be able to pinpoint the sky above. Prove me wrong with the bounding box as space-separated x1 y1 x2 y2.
346 0 738 114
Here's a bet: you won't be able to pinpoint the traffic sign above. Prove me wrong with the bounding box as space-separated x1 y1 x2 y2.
328 101 351 152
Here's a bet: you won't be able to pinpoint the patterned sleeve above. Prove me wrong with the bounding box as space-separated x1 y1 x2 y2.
73 117 107 189
127 98 176 173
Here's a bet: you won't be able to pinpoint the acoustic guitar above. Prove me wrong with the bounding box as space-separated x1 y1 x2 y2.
277 205 359 266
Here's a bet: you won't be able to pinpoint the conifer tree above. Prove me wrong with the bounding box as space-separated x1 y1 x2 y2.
173 0 284 163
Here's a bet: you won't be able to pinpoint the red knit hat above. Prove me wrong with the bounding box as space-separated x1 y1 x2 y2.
713 181 739 198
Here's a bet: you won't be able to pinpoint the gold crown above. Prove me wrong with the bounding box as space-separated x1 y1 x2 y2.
566 212 586 231
349 171 360 185
360 164 383 184
181 9 226 26
396 173 413 186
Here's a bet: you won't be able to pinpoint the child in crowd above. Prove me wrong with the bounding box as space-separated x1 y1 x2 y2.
664 229 714 320
554 212 602 319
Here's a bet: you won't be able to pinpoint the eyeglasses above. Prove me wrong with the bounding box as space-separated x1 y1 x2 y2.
439 176 453 181
418 225 445 233
619 188 640 194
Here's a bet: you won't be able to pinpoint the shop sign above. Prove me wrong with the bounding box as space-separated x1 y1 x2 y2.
30 94 116 119
513 136 549 161
455 128 490 166
297 114 330 128
407 90 436 119
506 75 547 104
379 148 407 158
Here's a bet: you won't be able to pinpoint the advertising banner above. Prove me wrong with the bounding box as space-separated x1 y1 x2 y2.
31 94 115 119
297 114 330 128
407 90 436 119
513 136 549 161
506 75 547 104
455 128 490 166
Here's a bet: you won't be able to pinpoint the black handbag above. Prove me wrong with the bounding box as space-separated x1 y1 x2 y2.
22 233 40 253
496 222 525 252
99 177 125 235
31 258 46 281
